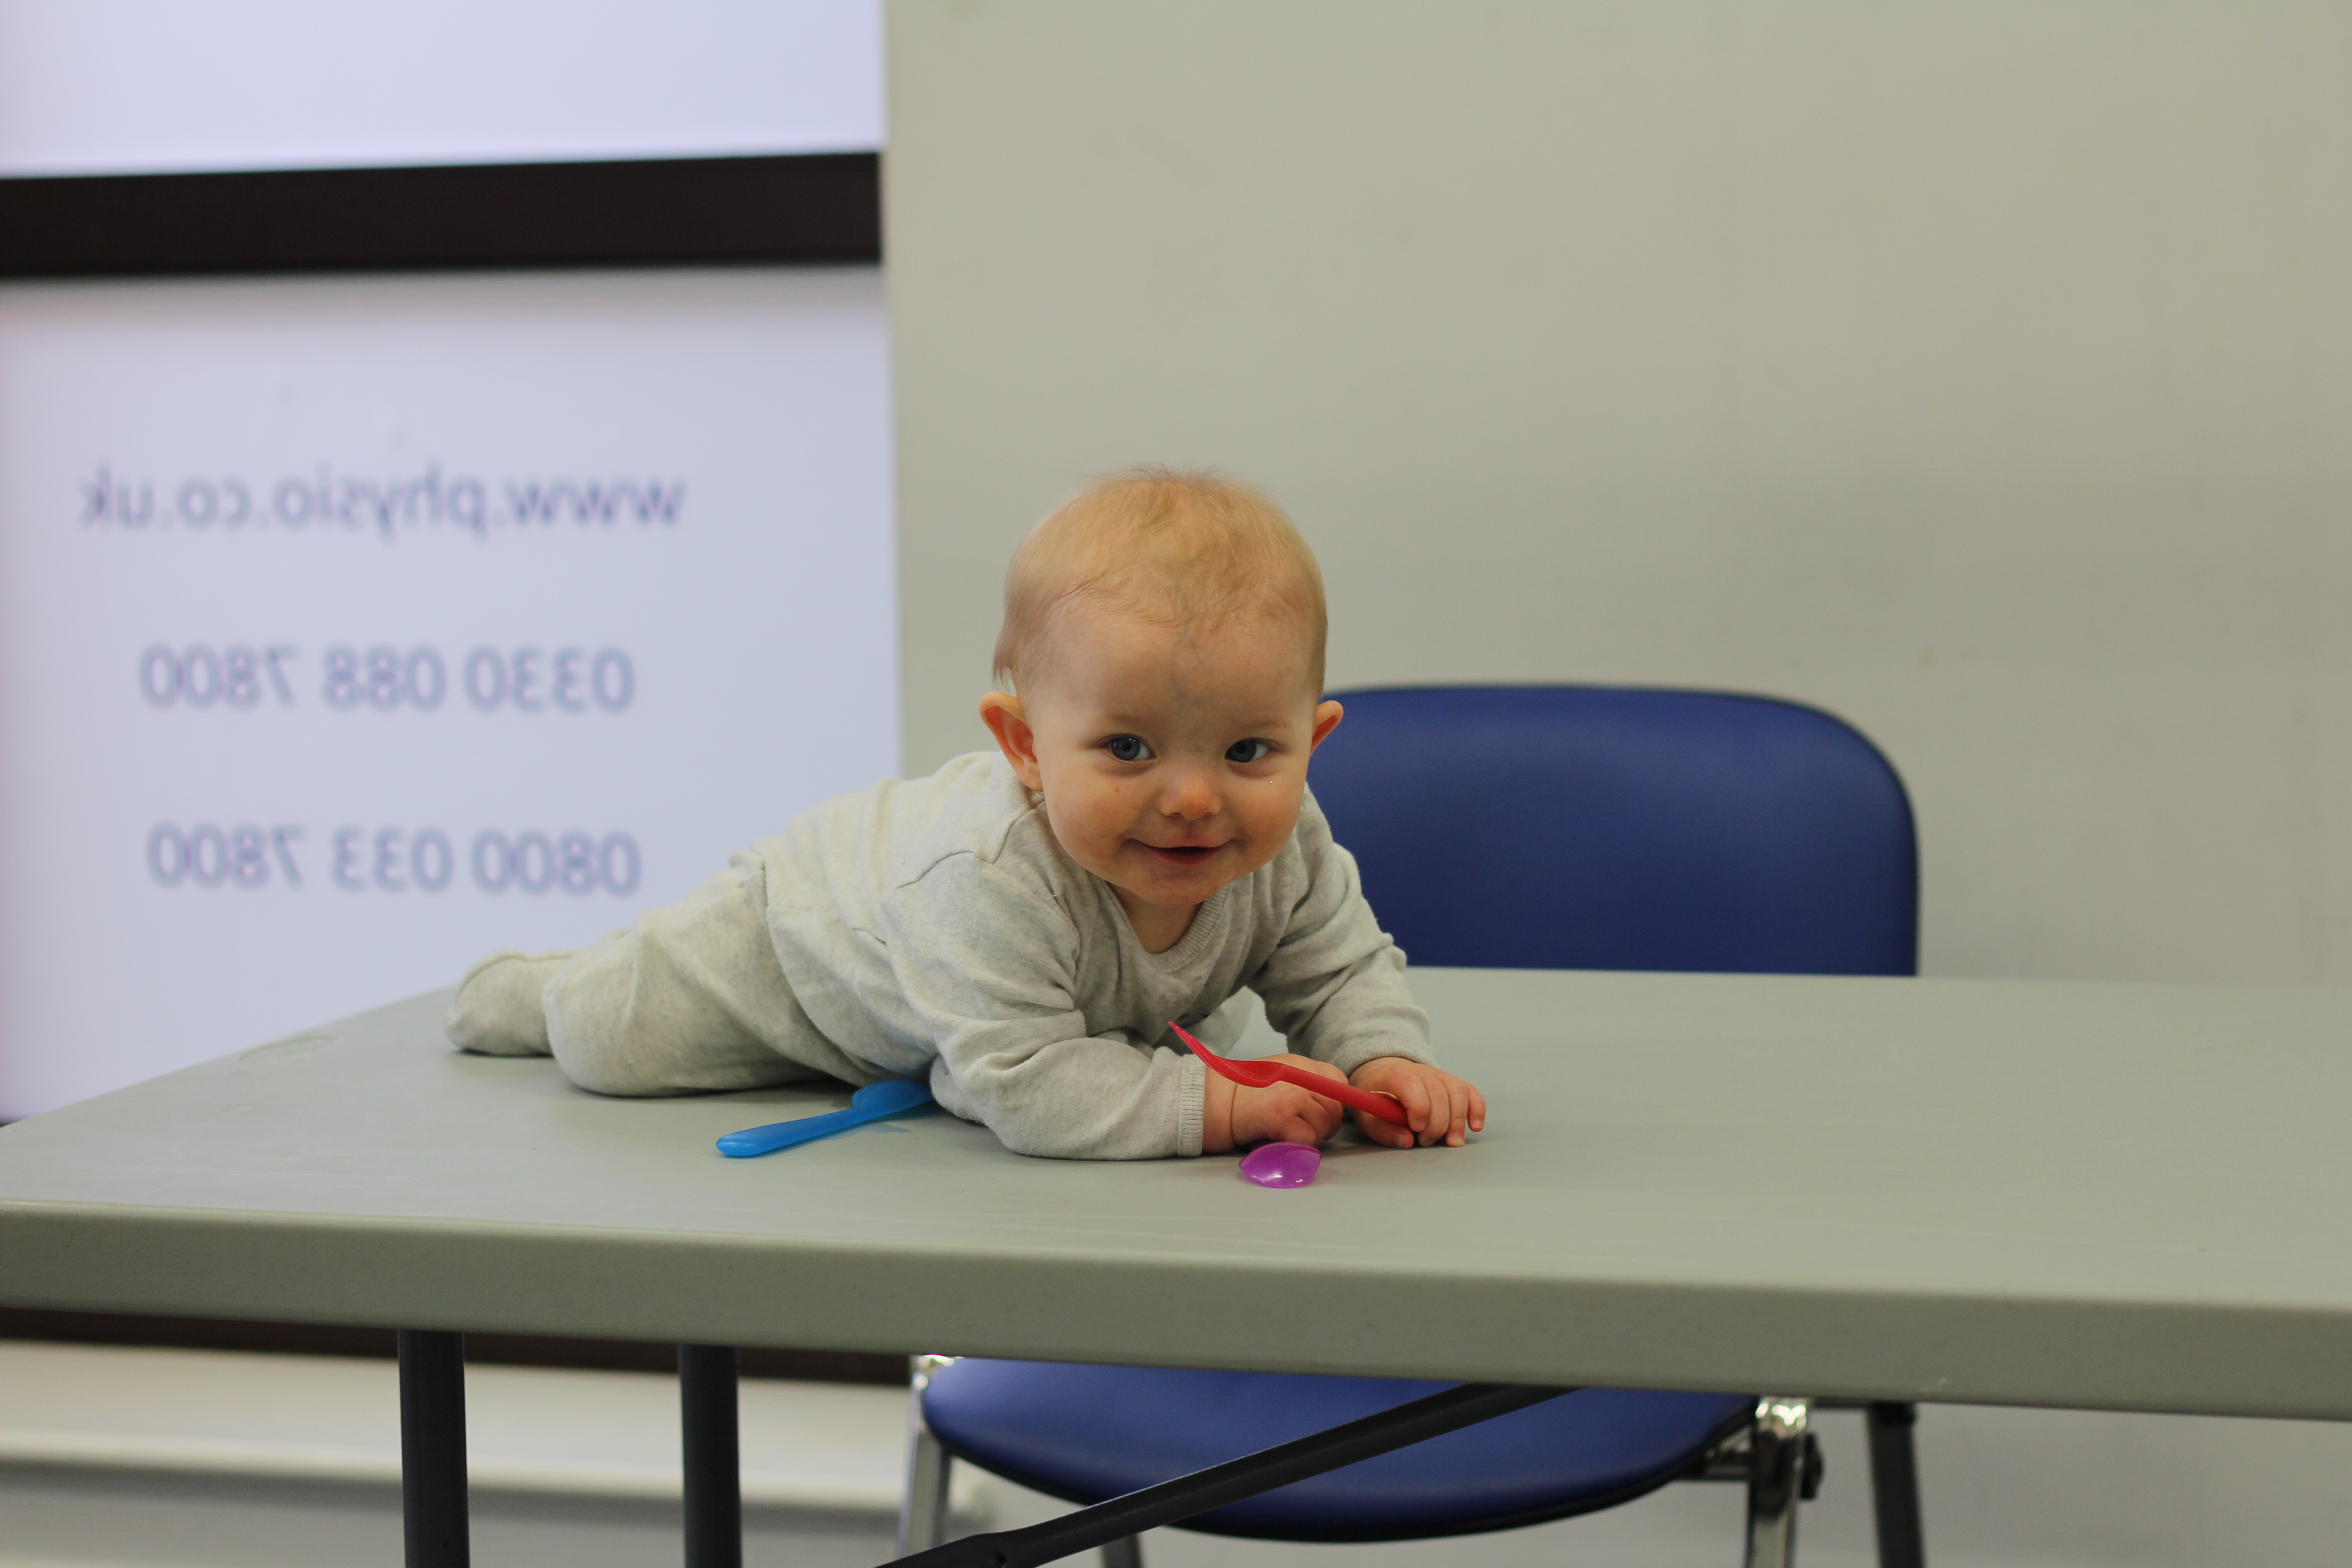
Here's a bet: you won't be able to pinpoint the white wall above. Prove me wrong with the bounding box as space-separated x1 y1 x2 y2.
883 5 2352 1561
886 0 2352 989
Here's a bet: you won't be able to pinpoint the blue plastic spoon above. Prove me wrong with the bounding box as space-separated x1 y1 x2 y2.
716 1078 934 1158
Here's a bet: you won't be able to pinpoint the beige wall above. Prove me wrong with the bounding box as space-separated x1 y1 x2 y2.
886 0 2352 986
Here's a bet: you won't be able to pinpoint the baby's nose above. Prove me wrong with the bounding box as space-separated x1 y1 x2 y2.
1160 766 1220 818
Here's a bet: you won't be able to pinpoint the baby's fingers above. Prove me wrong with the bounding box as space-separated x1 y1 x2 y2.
1430 1072 1467 1147
1412 1073 1456 1147
1293 1086 1344 1141
1261 1091 1328 1146
1356 1102 1415 1148
1270 1112 1325 1145
1385 1072 1435 1142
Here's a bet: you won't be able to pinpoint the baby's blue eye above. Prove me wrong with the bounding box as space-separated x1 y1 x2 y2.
1105 735 1154 763
1226 738 1273 764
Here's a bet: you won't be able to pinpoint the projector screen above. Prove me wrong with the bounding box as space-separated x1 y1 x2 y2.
0 0 882 176
0 266 898 1117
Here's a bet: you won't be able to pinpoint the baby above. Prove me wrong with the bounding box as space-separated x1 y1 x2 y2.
445 467 1485 1159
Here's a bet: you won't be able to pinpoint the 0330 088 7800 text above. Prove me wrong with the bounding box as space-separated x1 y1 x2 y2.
137 644 636 715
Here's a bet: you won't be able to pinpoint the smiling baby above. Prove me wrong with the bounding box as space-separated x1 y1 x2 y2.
444 467 1485 1159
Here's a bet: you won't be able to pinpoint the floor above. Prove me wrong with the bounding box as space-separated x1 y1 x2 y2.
4 1342 2351 1567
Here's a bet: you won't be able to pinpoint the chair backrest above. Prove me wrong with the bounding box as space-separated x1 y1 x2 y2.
1308 686 1918 976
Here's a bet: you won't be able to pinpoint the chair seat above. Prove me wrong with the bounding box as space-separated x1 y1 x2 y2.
923 1360 1755 1541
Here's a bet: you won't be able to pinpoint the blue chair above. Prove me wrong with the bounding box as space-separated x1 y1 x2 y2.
903 686 1925 1567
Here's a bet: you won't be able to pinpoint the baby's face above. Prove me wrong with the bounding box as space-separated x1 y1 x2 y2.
993 599 1341 931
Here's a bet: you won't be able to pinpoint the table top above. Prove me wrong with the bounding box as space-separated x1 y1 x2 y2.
2 969 2347 1421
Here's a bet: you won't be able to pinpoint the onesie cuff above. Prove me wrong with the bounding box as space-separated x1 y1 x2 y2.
1176 1053 1205 1157
1318 1032 1436 1080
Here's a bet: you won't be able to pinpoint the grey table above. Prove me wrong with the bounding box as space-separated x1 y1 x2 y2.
4 969 2350 1557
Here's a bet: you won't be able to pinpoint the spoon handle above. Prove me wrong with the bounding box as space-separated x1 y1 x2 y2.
1167 1022 1411 1125
1268 1067 1412 1125
717 1105 878 1158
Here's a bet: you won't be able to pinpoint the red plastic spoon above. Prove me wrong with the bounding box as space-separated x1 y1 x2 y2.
1166 1021 1410 1125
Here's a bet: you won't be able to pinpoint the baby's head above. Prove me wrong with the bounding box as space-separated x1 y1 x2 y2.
978 467 1343 946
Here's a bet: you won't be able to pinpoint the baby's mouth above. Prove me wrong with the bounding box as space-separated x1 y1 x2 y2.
1141 843 1222 867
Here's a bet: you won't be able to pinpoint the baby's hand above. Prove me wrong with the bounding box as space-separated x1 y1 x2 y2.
1349 1057 1486 1149
1202 1054 1348 1153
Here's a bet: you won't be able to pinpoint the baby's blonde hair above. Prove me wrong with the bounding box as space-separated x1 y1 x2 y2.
993 466 1328 696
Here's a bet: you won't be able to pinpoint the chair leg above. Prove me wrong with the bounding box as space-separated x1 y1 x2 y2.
1098 1536 1144 1568
1865 1402 1926 1568
898 1356 956 1557
1744 1397 1811 1568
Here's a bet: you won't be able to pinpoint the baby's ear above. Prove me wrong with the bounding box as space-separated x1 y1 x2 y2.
978 691 1045 789
1308 699 1344 752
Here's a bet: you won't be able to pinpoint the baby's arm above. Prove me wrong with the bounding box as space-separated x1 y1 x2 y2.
1250 802 1487 1147
926 1019 1209 1158
882 856 1212 1159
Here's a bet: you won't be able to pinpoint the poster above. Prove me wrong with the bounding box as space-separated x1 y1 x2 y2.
0 265 897 1115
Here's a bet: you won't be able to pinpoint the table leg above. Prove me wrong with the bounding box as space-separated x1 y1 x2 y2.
397 1330 469 1568
1866 1401 1927 1568
681 1344 743 1568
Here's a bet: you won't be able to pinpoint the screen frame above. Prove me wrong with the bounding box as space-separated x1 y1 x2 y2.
0 153 881 276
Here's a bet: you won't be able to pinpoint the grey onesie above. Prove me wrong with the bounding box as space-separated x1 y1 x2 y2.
446 751 1431 1159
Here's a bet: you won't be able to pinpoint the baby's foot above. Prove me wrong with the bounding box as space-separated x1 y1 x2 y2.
443 950 573 1056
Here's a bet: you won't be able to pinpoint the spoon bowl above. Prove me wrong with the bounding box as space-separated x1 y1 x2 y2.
1240 1142 1323 1188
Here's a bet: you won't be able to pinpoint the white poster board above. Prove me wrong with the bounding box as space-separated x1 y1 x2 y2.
0 266 898 1116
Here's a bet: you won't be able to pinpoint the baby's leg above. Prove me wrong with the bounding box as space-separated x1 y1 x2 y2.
444 949 574 1056
541 860 835 1096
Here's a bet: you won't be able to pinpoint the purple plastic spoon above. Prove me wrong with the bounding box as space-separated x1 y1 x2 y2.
1239 1142 1322 1188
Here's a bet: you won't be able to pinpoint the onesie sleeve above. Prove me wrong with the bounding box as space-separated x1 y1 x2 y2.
876 853 1207 1160
1250 802 1434 1076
